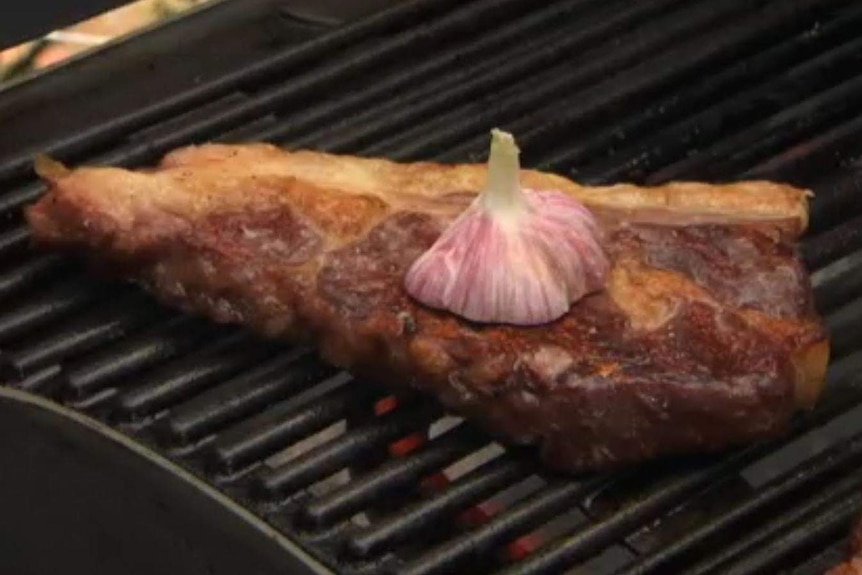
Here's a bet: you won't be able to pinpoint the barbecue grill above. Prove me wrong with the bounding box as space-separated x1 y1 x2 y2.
2 0 862 573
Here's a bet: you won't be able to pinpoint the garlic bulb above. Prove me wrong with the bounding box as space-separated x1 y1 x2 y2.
404 129 609 326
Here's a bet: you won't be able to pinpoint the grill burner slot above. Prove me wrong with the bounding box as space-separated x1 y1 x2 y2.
297 423 488 530
3 0 862 574
252 403 440 500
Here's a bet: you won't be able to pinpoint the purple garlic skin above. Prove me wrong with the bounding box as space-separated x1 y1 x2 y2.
405 129 609 326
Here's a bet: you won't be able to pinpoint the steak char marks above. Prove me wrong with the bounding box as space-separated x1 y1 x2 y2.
25 144 829 472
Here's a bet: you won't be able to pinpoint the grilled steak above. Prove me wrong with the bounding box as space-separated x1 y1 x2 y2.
25 143 829 472
828 515 862 575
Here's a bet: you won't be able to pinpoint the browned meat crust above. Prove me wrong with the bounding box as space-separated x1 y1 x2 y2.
827 516 862 575
25 143 829 472
829 560 862 575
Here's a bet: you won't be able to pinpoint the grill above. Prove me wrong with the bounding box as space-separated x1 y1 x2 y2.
2 0 862 574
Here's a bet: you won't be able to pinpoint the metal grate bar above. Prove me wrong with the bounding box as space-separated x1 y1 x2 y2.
812 252 862 315
298 422 487 529
491 381 862 575
489 458 757 575
803 213 862 271
125 93 251 146
0 224 32 259
786 541 854 575
398 475 620 575
0 294 162 380
0 0 536 218
345 456 532 560
686 482 862 575
0 0 468 182
1 2 861 574
809 169 862 234
742 105 862 183
297 0 686 155
208 382 377 475
114 331 272 421
367 0 750 162
158 350 335 445
611 427 862 575
824 298 862 361
0 277 111 343
646 68 862 184
253 405 439 499
15 364 63 395
63 315 213 400
252 0 597 147
0 255 70 301
808 355 862 420
568 23 862 183
535 2 862 179
528 3 854 178
0 182 51 221
215 115 280 144
432 0 841 166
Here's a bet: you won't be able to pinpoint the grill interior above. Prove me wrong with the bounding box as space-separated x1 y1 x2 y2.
3 0 862 574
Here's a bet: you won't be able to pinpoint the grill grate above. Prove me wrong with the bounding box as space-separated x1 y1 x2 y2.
3 0 862 574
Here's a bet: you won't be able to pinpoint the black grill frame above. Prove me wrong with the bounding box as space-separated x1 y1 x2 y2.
3 1 862 574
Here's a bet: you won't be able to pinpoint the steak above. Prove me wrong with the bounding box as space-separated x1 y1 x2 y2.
25 143 829 472
828 515 862 575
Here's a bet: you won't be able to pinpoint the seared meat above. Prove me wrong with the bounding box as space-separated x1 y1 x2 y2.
829 557 862 574
828 515 862 575
25 143 829 472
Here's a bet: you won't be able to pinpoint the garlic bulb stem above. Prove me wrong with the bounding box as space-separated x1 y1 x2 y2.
404 129 609 326
481 129 526 216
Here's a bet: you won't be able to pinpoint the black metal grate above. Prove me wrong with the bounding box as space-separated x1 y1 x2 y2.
3 0 862 574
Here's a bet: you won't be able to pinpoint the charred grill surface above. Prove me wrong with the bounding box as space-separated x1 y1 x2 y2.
2 0 862 574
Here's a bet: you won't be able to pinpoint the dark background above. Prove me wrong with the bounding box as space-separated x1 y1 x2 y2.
0 0 400 50
2 2 124 50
